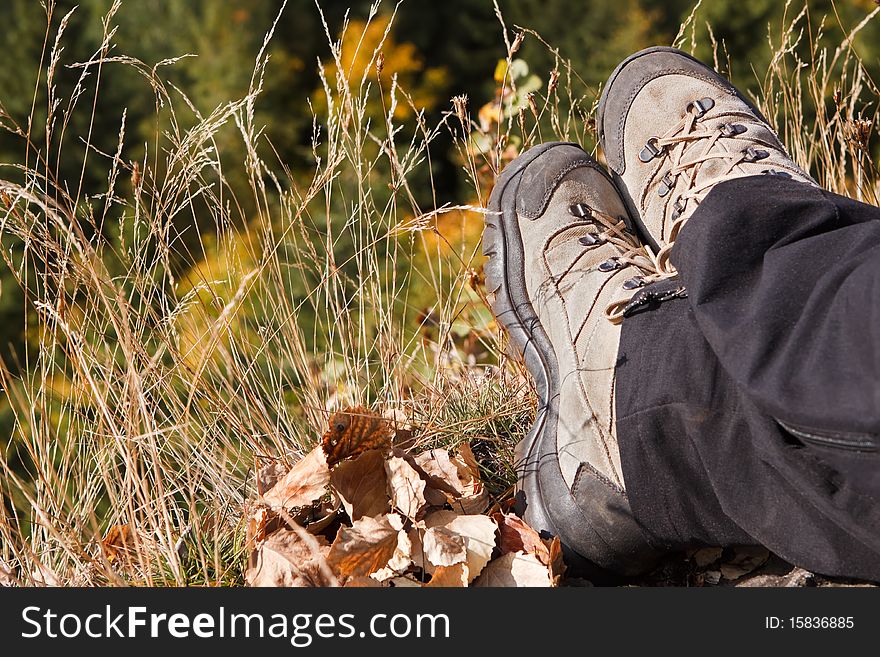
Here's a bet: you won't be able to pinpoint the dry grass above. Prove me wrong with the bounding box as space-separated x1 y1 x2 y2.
0 1 877 586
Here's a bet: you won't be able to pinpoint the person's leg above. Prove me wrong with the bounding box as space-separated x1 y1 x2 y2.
673 176 880 440
596 45 880 581
615 179 880 582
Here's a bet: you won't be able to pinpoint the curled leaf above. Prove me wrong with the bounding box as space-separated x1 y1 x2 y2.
426 563 469 588
101 524 135 562
321 407 393 467
262 446 330 510
330 449 390 521
474 552 552 587
327 513 408 581
246 529 334 587
385 456 427 520
256 460 288 496
422 525 467 568
425 510 496 582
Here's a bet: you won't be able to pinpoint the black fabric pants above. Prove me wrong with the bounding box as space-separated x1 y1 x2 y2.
615 176 880 582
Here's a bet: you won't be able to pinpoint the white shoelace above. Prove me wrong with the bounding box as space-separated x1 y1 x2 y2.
642 98 773 275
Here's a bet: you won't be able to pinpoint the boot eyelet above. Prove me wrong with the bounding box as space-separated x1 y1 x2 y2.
671 196 687 220
762 169 792 179
657 172 675 198
639 137 666 163
743 147 770 162
569 203 592 218
578 233 604 247
598 258 621 272
622 276 646 290
686 97 715 118
719 123 747 138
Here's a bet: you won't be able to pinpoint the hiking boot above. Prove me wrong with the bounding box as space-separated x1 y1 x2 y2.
597 46 815 256
483 142 664 576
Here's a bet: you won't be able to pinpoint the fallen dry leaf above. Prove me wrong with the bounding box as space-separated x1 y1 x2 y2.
425 510 497 583
493 513 565 583
262 446 330 510
546 536 566 586
474 552 552 587
414 449 463 497
426 563 469 588
322 407 393 467
456 442 481 479
385 456 427 520
246 507 270 547
298 499 341 535
371 527 413 582
344 576 384 588
101 524 135 562
720 546 770 582
736 567 814 588
330 449 390 520
413 446 489 514
704 570 722 585
495 513 548 560
256 460 288 496
327 513 408 581
389 575 422 588
422 525 467 568
0 560 17 587
246 529 334 587
450 443 490 514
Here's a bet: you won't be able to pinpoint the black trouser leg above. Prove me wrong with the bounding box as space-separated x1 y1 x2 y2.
615 176 880 582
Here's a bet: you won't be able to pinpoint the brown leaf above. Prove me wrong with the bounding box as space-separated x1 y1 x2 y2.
546 536 566 586
246 508 270 547
300 499 341 535
245 529 334 587
371 527 413 582
450 443 490 514
389 575 422 587
493 514 565 584
720 546 770 582
495 513 548 560
704 570 722 585
426 563 469 588
330 449 390 521
474 552 552 587
425 510 497 582
262 446 330 510
451 483 490 514
0 560 17 587
344 576 384 588
384 408 415 449
101 524 135 562
413 449 463 497
413 446 489 514
256 460 288 496
455 442 481 481
385 456 427 520
422 525 467 568
327 513 408 581
321 407 393 467
736 568 814 588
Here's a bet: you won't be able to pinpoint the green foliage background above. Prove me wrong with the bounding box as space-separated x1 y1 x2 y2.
0 0 878 427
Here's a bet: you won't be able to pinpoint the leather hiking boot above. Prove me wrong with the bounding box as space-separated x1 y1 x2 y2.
483 142 664 576
597 46 816 257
